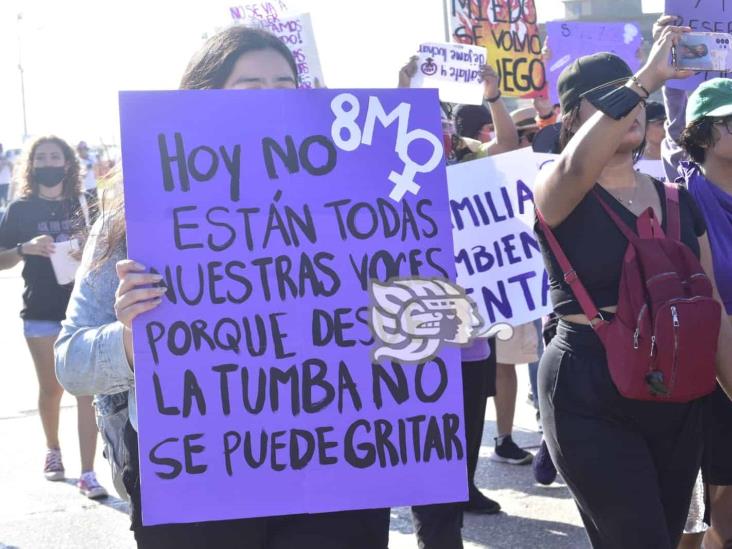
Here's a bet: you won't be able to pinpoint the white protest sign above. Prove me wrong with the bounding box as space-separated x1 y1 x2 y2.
230 7 324 88
448 149 554 331
411 42 487 105
229 2 289 24
635 158 667 181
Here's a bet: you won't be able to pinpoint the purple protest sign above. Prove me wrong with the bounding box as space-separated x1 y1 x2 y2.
546 21 642 104
666 0 732 90
119 89 465 526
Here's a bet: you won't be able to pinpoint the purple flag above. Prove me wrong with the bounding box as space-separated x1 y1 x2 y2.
119 89 466 526
546 21 643 104
666 0 732 90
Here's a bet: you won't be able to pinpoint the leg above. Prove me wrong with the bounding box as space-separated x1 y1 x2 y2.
494 363 517 437
26 336 64 449
704 485 732 549
538 334 691 548
461 358 500 513
492 362 532 464
269 509 390 549
461 360 488 485
677 533 704 549
77 395 98 472
410 503 463 549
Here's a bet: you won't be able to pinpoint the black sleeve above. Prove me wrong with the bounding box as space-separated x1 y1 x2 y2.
677 184 707 237
0 201 21 249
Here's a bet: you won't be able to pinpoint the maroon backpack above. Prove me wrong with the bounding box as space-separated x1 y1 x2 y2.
537 184 720 402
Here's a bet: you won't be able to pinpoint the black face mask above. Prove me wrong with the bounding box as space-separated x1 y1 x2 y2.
32 166 66 188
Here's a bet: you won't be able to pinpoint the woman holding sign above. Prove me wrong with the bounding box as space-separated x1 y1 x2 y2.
533 25 732 549
55 26 389 549
0 136 105 499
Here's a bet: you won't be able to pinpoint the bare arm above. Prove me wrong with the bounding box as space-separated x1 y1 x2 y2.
0 235 56 270
699 234 732 399
534 26 692 226
480 65 519 156
0 247 22 270
398 56 418 88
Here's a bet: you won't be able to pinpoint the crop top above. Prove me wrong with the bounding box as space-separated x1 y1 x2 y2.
534 180 707 317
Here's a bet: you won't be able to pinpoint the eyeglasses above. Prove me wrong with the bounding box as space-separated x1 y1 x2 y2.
713 116 732 135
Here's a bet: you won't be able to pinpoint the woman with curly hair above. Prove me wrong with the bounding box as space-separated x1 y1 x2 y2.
0 135 106 498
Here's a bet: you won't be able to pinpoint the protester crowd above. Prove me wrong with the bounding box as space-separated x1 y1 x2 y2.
1 9 731 549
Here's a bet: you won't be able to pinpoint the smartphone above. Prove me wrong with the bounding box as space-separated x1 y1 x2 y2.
673 32 732 72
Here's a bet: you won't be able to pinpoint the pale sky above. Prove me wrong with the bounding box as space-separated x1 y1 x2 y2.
0 0 664 150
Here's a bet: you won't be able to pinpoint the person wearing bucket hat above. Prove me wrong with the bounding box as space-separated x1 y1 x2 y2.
532 23 732 549
664 76 732 549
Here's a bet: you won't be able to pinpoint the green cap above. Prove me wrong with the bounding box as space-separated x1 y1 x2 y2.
686 78 732 125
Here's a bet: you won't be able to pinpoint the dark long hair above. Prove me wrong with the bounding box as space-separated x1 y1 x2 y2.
179 26 297 89
679 117 717 164
18 136 82 200
96 26 297 266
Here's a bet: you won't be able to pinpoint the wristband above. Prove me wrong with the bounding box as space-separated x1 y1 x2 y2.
585 85 644 121
485 91 501 103
16 243 25 258
629 75 650 99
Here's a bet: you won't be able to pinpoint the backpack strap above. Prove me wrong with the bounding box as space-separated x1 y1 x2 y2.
663 183 681 241
535 208 605 325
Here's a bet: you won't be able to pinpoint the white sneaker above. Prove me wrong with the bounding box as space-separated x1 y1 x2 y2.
44 449 65 481
77 471 108 499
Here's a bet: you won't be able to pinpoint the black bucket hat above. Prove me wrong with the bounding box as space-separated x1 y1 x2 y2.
557 52 633 116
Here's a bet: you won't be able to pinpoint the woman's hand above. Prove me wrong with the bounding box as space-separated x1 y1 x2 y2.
636 24 694 93
652 14 679 42
481 64 500 99
114 260 165 329
22 235 55 258
398 56 419 88
533 96 554 118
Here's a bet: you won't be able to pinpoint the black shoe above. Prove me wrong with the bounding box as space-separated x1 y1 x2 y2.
490 435 533 465
465 485 501 514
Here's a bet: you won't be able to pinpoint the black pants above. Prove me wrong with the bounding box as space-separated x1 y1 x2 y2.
123 423 390 549
463 351 495 487
410 349 497 549
538 320 704 549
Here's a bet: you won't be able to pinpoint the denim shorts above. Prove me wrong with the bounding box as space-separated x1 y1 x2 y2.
23 319 62 338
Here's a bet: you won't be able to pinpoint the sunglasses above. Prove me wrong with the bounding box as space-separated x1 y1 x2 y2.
713 116 732 134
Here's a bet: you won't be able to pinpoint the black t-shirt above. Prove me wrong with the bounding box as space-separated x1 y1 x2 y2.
0 195 93 320
535 180 707 316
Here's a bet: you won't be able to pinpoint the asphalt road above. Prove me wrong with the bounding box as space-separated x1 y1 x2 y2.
0 265 588 548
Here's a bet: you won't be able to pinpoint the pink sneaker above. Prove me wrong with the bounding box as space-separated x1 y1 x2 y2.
44 448 65 481
78 471 108 499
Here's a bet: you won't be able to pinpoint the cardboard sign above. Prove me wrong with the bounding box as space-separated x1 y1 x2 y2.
119 88 465 526
229 1 290 24
665 0 732 90
545 21 642 104
411 42 487 105
445 0 546 98
230 8 324 88
448 149 553 329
